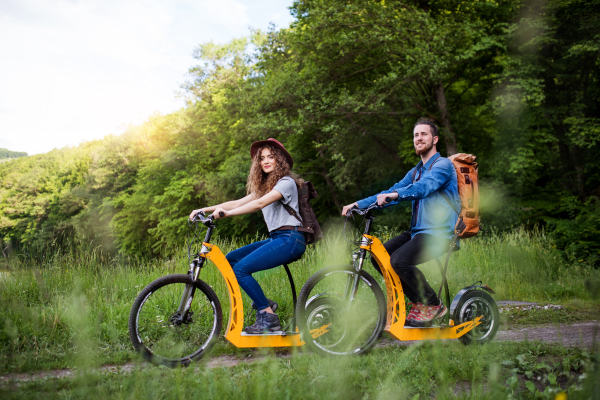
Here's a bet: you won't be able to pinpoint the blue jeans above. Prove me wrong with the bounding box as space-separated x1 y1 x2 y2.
225 229 307 311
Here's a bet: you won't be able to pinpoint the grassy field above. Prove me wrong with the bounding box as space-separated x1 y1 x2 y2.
1 341 599 399
1 227 599 397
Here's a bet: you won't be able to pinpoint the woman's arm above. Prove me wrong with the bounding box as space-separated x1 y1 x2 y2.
189 193 256 219
213 189 283 219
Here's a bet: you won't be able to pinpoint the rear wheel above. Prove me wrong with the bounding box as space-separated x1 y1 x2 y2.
453 290 499 345
128 274 222 367
296 265 386 356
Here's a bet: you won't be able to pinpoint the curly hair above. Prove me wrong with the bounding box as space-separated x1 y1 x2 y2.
247 145 303 197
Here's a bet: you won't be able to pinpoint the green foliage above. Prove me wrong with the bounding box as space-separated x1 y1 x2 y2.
492 0 600 228
0 145 95 256
1 326 599 399
0 0 598 262
1 227 598 374
0 148 27 160
547 196 600 265
500 347 600 399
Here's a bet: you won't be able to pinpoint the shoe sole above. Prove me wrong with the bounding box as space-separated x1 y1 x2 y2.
243 325 282 335
408 320 434 328
241 329 297 336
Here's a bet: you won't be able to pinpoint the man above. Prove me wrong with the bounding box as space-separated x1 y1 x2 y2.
341 118 461 327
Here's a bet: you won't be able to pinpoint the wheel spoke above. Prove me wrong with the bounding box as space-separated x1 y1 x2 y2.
129 275 222 367
298 266 385 356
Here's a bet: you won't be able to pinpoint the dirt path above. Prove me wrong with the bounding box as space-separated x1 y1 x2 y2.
496 321 599 347
378 320 600 349
0 355 287 386
2 321 598 385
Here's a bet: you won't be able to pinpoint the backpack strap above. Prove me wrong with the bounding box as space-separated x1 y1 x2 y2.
411 161 423 183
429 157 462 217
280 202 314 234
411 155 440 182
440 192 461 217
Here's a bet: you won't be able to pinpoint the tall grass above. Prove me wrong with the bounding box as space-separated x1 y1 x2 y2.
417 227 598 303
0 227 598 374
2 342 599 399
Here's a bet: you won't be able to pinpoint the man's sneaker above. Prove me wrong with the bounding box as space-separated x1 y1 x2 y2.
244 311 282 334
404 303 423 327
251 299 278 312
407 303 423 319
409 302 447 328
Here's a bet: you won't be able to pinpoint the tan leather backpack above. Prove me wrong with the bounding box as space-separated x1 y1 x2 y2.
447 153 480 238
414 154 480 239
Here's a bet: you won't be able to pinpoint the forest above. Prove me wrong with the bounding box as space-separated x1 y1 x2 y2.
0 149 28 160
0 0 598 264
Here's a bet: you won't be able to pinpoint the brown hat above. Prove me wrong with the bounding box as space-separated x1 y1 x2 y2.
250 138 294 169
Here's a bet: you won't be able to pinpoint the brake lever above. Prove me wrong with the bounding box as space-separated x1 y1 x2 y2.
191 211 216 227
345 198 387 220
346 205 360 217
191 211 205 223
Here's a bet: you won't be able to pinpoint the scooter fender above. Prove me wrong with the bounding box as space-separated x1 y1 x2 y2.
449 285 495 318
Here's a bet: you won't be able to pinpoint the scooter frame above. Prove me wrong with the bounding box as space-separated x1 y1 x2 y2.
360 234 482 340
195 235 304 348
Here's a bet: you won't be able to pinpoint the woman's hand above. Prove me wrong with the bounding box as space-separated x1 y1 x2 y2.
213 207 228 219
189 208 206 220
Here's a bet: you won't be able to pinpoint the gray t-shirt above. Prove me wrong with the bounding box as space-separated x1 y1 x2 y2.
261 176 302 232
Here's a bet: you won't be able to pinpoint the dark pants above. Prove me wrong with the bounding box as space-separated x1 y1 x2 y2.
371 231 452 306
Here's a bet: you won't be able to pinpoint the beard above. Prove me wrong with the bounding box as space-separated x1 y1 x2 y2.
415 140 434 156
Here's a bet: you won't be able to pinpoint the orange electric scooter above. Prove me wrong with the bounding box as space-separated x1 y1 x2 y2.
128 211 304 367
295 202 499 356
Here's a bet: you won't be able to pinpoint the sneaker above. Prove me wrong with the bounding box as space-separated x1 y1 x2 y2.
244 311 282 334
409 302 447 328
404 303 423 327
251 298 278 312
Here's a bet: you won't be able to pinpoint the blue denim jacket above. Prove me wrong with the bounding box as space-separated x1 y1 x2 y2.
356 152 461 240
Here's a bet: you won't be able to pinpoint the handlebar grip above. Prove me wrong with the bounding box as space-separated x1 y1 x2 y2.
346 205 358 217
385 197 392 203
219 212 225 217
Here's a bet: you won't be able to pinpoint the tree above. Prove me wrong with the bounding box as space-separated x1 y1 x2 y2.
242 0 517 211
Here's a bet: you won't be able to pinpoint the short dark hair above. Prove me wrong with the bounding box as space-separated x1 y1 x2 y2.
414 118 439 137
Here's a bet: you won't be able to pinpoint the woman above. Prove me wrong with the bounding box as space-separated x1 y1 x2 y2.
189 138 306 333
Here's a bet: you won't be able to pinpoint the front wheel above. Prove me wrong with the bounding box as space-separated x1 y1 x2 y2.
128 274 222 367
296 265 386 356
453 290 499 345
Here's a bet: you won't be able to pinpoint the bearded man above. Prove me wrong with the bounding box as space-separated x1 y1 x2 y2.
341 118 461 327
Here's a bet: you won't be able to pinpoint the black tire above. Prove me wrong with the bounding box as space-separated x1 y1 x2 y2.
453 290 499 345
128 274 222 367
296 265 386 356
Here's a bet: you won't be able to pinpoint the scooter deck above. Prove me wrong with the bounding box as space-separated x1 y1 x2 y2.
240 331 300 337
386 316 482 341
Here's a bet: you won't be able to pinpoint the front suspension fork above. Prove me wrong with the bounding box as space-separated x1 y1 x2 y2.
344 248 367 302
176 258 205 321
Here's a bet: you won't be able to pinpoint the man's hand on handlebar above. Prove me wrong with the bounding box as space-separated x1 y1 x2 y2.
341 202 358 216
377 192 398 206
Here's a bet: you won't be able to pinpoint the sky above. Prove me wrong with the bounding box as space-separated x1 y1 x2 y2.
0 0 295 155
